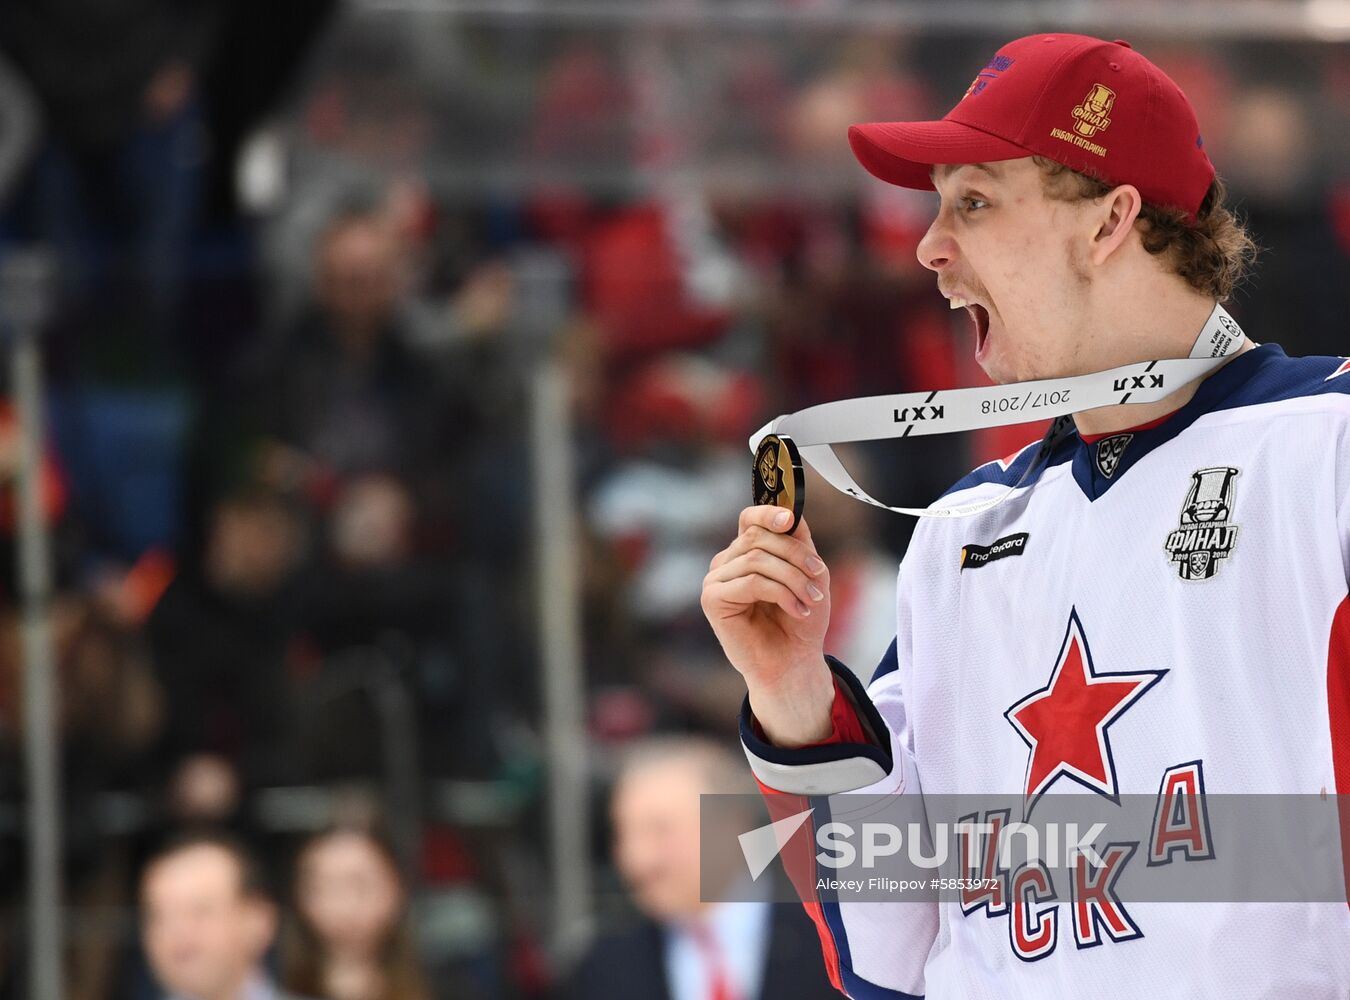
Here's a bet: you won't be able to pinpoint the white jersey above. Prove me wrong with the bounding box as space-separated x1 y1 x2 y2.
741 344 1350 998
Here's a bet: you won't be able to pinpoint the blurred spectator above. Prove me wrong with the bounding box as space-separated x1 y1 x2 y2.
283 825 431 1000
146 487 308 812
528 42 631 169
579 200 737 366
138 829 316 1000
200 196 525 780
241 195 500 557
556 736 838 1000
0 591 164 823
0 0 219 567
255 199 451 483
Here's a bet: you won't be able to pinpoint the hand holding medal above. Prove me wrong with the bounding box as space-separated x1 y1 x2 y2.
705 442 833 724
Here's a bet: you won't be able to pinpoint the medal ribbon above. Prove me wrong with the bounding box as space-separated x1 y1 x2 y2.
750 303 1248 519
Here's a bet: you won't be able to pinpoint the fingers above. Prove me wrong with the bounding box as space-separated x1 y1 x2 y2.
704 571 813 620
705 506 828 621
706 548 825 614
716 508 825 575
721 523 825 577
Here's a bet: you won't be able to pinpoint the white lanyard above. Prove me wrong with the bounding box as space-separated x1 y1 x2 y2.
750 304 1247 519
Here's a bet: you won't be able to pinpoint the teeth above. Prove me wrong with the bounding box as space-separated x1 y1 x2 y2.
948 295 969 309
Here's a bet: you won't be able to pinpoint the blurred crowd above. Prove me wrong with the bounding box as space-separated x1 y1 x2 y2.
0 3 1346 999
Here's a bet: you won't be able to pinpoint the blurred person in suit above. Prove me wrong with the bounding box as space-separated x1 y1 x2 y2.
281 825 431 1000
556 736 839 1000
137 830 316 1000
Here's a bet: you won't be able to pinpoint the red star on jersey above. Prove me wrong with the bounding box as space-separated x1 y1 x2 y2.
1326 358 1350 382
1005 609 1166 812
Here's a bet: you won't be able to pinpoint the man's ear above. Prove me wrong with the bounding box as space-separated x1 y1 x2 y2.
1088 184 1144 265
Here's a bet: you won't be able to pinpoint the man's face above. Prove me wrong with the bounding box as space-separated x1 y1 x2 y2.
917 157 1100 384
315 219 403 335
141 845 274 1000
611 762 706 922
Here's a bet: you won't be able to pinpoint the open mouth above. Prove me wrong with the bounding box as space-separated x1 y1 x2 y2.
966 303 991 357
946 291 992 358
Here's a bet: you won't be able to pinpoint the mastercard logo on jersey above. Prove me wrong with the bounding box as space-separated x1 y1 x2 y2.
960 532 1030 570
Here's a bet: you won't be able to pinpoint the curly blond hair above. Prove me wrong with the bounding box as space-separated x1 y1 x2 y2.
1033 156 1258 301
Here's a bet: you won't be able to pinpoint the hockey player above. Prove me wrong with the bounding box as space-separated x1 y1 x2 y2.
701 33 1350 997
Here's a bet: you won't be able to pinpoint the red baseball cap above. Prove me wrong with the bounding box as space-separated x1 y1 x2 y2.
848 34 1216 218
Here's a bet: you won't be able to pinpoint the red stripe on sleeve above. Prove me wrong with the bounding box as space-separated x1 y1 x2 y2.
1327 595 1350 911
808 674 873 747
753 780 844 994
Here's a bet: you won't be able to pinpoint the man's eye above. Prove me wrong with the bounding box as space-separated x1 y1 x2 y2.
961 197 989 212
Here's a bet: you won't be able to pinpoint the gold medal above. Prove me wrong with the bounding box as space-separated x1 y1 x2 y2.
752 433 805 534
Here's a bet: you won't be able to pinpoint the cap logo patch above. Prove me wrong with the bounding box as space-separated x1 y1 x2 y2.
963 54 1016 98
1048 83 1116 158
1072 84 1115 137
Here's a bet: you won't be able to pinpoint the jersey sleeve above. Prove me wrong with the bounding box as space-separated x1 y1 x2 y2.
737 565 936 999
1339 409 1350 585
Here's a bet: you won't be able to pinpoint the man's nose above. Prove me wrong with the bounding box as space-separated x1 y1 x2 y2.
916 212 956 274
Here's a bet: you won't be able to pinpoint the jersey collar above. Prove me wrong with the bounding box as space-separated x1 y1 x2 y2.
1068 342 1281 500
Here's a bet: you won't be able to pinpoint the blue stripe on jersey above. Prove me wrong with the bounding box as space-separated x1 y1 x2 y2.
870 637 900 684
